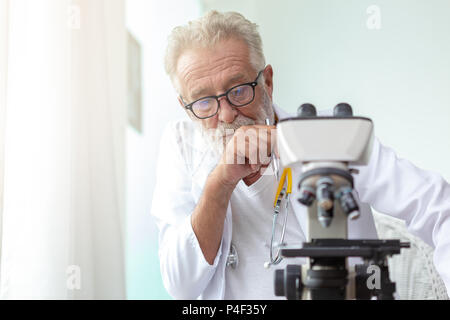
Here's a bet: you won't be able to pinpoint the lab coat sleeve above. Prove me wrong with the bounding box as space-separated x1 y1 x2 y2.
151 121 223 299
354 136 450 294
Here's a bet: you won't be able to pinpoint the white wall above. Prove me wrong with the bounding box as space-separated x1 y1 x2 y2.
201 0 450 181
125 0 200 299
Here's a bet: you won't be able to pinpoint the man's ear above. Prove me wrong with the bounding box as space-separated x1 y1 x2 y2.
263 65 274 100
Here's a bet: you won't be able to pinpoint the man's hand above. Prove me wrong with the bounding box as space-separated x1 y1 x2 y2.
214 124 277 188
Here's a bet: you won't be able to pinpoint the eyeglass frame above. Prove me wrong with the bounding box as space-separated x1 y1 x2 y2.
180 69 265 120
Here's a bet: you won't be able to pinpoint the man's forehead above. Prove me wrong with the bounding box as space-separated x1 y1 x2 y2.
175 39 253 97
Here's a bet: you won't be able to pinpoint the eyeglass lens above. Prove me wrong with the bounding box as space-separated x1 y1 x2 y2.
191 84 255 118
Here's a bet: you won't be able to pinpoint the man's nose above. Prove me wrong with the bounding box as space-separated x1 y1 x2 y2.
217 96 238 123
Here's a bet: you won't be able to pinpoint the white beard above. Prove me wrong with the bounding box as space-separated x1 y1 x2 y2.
194 90 275 158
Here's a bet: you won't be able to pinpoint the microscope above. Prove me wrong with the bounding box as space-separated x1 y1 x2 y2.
273 103 410 300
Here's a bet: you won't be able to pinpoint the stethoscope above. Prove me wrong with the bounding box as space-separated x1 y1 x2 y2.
264 167 292 269
226 167 292 269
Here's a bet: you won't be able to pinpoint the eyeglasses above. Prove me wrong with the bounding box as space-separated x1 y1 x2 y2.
181 70 264 120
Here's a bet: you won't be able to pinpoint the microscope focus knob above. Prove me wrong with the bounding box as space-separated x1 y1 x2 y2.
334 103 353 117
297 103 317 117
274 265 303 300
274 269 285 297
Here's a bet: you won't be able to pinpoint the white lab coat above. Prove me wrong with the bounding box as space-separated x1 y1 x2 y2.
151 105 450 299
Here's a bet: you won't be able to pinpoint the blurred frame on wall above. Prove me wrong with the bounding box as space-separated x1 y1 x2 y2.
127 30 143 134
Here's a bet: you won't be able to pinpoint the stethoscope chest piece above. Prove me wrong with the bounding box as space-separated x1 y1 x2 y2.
226 244 238 269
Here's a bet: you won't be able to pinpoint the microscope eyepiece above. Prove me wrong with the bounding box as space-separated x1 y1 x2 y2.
297 103 317 117
333 103 353 117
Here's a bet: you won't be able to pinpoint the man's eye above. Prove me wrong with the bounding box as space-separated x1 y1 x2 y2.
194 99 213 110
231 87 244 96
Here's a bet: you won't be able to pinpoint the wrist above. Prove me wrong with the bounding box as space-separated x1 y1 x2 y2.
211 164 238 192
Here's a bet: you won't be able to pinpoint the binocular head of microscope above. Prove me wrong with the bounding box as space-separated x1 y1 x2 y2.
277 103 374 231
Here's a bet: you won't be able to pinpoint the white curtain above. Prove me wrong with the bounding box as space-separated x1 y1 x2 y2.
0 0 126 299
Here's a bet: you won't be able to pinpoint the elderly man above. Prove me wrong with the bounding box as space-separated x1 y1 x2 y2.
151 11 450 300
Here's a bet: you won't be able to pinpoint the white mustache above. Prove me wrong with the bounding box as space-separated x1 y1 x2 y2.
196 90 274 156
214 115 257 136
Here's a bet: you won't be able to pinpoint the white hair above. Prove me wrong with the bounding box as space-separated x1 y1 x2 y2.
164 10 266 87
